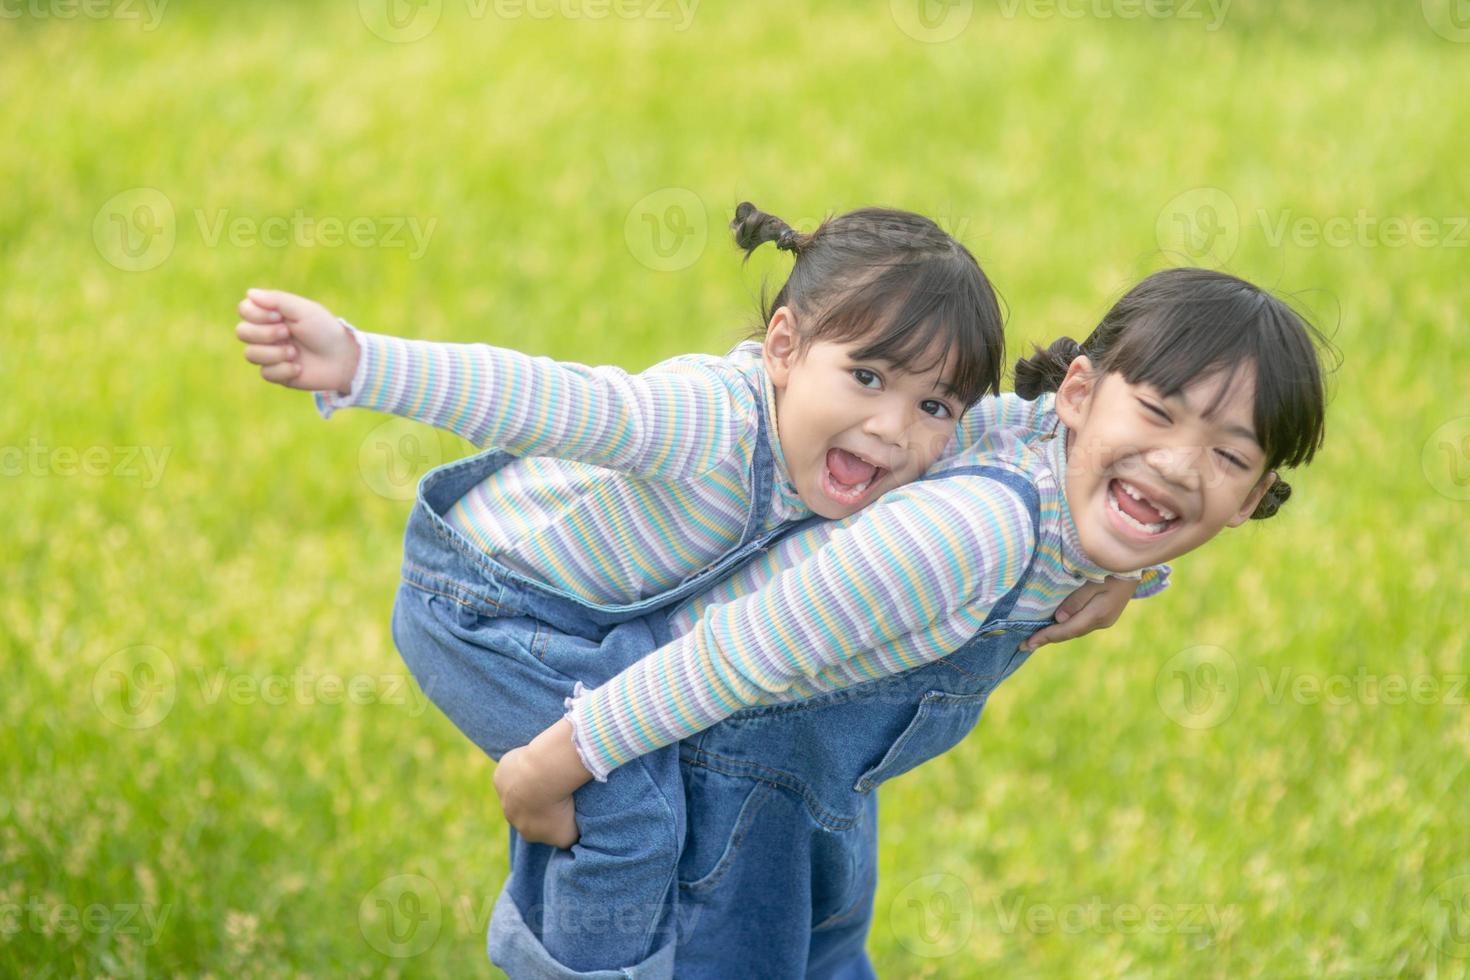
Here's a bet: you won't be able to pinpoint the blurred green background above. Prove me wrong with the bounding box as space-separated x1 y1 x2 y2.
4 0 1469 975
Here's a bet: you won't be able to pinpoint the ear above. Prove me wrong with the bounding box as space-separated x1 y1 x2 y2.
1226 470 1276 527
762 306 800 391
1051 354 1097 430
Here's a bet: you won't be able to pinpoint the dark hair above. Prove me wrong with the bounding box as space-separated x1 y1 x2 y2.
730 201 1004 406
1013 267 1332 520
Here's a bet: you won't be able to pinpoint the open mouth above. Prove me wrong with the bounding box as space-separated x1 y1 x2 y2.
820 447 888 508
1106 478 1181 539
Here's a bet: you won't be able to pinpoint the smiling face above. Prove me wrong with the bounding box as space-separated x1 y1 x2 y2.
763 307 963 519
1053 355 1277 572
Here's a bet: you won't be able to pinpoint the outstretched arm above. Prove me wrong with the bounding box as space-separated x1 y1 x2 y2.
238 288 756 480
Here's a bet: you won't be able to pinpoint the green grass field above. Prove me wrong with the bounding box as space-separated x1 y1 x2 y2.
4 1 1469 975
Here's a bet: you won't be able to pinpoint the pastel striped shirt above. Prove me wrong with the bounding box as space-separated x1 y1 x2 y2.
565 401 1170 781
314 324 1047 604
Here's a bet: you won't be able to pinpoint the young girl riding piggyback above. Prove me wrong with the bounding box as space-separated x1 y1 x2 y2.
233 203 1153 974
493 267 1330 977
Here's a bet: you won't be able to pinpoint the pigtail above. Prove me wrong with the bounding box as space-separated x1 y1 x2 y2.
1013 337 1085 400
1251 477 1292 520
731 201 807 259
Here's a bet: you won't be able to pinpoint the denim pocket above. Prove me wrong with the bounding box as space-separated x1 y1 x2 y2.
676 772 774 894
852 690 989 794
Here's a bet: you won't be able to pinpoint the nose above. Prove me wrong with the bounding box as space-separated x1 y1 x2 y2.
1143 442 1202 491
862 397 913 456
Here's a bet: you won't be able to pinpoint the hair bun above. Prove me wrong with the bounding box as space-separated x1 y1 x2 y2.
1013 337 1085 399
1251 477 1292 520
731 201 802 257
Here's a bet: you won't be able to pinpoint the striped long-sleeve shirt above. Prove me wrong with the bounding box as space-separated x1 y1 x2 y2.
314 324 1057 604
565 402 1169 781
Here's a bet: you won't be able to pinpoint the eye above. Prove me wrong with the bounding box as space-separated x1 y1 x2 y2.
1216 449 1249 470
1138 398 1171 423
920 399 954 419
850 368 881 389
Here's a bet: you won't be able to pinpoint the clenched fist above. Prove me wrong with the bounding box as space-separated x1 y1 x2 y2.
234 288 359 394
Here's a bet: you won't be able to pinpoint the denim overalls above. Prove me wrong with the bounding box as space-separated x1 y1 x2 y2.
478 463 1049 978
388 374 803 976
665 465 1048 978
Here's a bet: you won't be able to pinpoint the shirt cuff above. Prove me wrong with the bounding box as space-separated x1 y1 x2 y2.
313 318 372 419
562 682 612 783
1133 563 1172 598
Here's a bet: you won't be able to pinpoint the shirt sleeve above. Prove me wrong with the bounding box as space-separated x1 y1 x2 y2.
313 321 753 480
562 474 1037 781
951 392 1057 453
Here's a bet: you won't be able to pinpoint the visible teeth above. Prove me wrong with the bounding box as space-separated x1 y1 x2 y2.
1109 483 1168 534
1119 480 1176 522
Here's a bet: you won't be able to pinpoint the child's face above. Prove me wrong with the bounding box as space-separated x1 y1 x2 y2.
1053 356 1278 572
763 308 963 520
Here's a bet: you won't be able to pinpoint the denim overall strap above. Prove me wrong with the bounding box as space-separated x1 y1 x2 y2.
400 363 790 636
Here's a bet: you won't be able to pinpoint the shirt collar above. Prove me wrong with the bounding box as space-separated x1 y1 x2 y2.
1037 421 1115 583
761 366 806 521
729 340 806 521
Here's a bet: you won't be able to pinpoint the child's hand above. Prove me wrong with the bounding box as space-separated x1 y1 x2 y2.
1022 575 1138 651
234 288 359 394
492 718 595 850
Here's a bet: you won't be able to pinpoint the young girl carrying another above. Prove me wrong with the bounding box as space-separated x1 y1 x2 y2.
493 267 1328 977
233 203 1152 973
